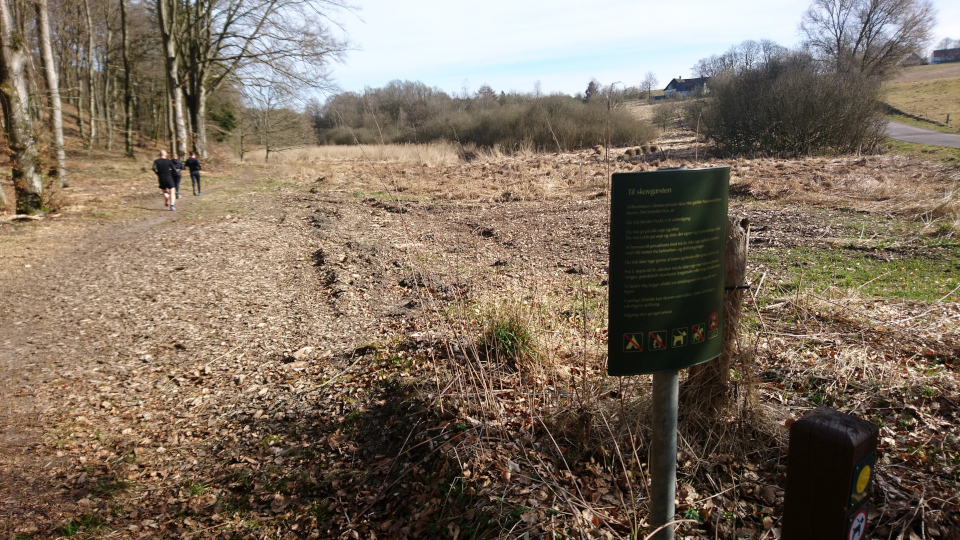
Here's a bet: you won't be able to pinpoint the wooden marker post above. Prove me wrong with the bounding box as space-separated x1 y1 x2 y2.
608 167 730 540
783 407 879 540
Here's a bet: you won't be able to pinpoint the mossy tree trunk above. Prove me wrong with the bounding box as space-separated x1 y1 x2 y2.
120 0 133 157
0 0 44 214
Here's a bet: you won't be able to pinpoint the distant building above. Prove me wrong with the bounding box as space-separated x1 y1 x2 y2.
932 48 960 64
663 77 710 98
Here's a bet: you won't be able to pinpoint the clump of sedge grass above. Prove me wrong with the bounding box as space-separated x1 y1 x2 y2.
479 302 537 367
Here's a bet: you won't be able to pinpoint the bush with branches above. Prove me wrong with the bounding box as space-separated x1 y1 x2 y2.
315 85 655 152
701 50 885 156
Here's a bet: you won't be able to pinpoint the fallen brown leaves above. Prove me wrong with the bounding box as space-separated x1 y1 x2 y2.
1 140 959 539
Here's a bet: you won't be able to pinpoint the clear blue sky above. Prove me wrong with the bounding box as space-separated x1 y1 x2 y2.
325 0 960 98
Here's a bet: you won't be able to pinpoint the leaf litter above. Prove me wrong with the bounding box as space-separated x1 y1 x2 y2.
0 144 958 538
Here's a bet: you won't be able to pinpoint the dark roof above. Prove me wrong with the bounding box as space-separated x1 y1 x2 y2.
933 48 960 58
664 77 710 93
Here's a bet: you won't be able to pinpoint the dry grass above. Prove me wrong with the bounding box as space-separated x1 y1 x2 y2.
890 63 960 83
624 101 655 122
729 154 960 231
244 142 464 167
294 137 960 537
884 76 960 131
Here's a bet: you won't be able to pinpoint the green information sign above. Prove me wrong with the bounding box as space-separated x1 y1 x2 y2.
608 167 730 375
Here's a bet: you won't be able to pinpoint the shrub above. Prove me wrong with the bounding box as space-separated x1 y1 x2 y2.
315 86 654 152
701 51 885 156
651 102 677 131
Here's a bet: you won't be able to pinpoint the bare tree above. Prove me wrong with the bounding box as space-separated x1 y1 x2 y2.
0 0 43 213
35 0 67 187
120 0 133 156
640 71 658 99
651 102 677 131
800 0 936 78
174 0 348 158
934 37 959 50
246 80 313 162
157 0 187 156
82 0 97 144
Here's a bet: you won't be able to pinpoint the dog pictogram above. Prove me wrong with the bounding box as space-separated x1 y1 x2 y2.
671 328 687 347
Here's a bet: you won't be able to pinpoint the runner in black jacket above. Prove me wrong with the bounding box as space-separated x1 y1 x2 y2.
171 154 184 199
185 152 202 196
152 150 176 210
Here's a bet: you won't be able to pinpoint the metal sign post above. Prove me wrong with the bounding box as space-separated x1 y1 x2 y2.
650 370 679 540
608 167 730 540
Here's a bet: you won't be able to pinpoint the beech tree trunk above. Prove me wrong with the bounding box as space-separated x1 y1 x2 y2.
186 83 208 158
0 0 43 213
82 0 96 145
103 24 113 151
34 0 67 187
74 28 85 143
158 0 187 157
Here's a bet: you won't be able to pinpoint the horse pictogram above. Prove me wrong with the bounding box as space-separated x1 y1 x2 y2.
691 324 705 343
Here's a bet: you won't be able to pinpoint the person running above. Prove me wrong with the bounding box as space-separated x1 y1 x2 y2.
185 151 202 196
152 150 177 210
171 153 184 199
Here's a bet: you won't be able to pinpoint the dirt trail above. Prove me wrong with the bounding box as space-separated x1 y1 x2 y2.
0 168 402 534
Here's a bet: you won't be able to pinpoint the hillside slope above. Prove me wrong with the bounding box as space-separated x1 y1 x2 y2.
884 63 960 133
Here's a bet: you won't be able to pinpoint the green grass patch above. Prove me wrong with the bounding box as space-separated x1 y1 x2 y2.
57 513 104 537
185 480 210 497
883 138 960 165
885 113 957 134
753 245 960 302
479 302 537 364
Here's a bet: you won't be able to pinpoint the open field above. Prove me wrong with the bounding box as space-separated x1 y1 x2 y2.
1 137 959 539
885 64 960 134
890 63 960 83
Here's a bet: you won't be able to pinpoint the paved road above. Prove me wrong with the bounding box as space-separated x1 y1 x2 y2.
885 120 960 148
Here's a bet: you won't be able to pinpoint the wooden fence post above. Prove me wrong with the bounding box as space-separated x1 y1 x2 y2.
682 216 750 415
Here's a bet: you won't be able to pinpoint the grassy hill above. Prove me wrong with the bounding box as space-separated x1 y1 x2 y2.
884 63 960 133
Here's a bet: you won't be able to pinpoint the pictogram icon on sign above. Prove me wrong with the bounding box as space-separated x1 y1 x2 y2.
856 465 871 494
623 333 643 352
671 328 688 347
708 311 719 330
648 331 667 351
848 509 867 540
691 324 705 343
